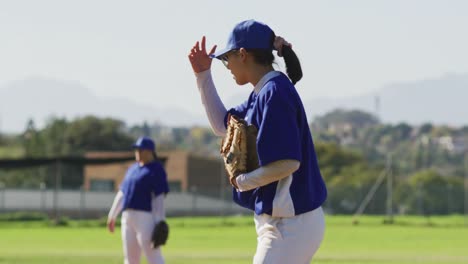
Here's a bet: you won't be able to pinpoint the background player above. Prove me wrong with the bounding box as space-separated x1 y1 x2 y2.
107 136 169 264
188 20 328 263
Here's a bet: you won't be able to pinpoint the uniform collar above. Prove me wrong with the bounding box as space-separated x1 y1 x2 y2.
254 71 281 94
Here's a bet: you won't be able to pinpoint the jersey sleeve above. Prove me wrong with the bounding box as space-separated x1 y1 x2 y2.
151 164 169 196
224 93 254 128
119 166 133 191
257 89 302 166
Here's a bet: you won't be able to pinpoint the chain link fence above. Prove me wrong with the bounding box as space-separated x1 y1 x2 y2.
0 185 250 219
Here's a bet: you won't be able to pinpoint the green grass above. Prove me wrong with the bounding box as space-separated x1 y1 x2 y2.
0 215 467 263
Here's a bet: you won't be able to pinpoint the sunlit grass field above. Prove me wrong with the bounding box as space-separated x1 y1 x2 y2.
0 215 467 264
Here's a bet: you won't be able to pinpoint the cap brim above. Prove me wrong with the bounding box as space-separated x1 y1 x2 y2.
210 47 232 60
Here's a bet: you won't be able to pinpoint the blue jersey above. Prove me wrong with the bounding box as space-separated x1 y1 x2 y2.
226 72 327 217
120 160 169 212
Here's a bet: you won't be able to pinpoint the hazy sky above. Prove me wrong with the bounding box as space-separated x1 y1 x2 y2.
1 0 467 118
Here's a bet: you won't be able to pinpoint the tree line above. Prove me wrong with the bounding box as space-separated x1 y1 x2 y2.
0 110 467 215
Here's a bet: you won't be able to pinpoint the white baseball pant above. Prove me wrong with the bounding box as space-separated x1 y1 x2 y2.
253 206 325 264
121 209 165 264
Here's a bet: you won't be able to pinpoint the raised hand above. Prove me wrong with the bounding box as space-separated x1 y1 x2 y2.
188 36 217 73
273 36 292 57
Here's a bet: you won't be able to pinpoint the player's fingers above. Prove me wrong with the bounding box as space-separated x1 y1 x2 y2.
194 41 200 52
191 42 198 54
201 36 207 53
208 45 217 56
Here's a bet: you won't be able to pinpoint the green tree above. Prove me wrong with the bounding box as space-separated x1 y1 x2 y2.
315 142 363 180
63 116 134 154
314 109 379 128
4 116 135 189
325 164 384 214
23 119 45 157
396 170 464 215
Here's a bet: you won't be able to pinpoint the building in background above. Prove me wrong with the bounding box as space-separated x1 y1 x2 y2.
83 151 227 196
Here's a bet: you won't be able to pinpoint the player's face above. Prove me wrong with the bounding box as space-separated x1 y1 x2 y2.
223 50 248 85
134 149 142 161
135 149 153 164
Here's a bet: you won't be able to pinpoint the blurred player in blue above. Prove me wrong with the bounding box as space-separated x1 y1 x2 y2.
107 136 169 264
188 20 327 263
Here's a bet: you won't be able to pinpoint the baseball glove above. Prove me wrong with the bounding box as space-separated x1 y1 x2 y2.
220 114 259 187
151 220 169 248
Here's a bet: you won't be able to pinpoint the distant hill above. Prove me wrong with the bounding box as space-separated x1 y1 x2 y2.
304 73 468 126
1 73 467 133
0 77 207 133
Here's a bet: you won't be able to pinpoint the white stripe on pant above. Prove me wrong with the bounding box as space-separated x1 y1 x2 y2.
253 206 325 264
121 209 165 264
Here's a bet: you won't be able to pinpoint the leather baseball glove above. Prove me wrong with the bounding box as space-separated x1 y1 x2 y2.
220 114 259 187
151 220 169 248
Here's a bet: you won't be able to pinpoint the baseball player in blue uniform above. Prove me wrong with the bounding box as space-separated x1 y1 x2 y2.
188 20 327 263
107 136 169 264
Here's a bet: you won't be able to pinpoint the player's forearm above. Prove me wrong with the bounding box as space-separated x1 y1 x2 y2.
236 159 300 192
195 69 227 136
151 193 166 222
108 191 124 220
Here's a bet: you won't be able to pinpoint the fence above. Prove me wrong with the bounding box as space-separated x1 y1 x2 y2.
1 175 467 219
0 187 250 219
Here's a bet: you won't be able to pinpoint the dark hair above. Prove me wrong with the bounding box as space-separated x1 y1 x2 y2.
244 48 275 66
245 34 303 84
280 45 303 84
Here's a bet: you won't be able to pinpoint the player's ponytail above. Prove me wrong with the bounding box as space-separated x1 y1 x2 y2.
246 33 303 85
281 45 303 84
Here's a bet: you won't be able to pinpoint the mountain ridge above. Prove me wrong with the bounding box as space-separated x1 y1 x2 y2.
1 73 466 133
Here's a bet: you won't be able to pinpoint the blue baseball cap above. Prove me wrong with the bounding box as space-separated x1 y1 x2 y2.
210 19 274 59
132 137 155 151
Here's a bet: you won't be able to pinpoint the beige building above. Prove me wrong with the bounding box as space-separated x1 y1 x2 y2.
84 151 227 195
